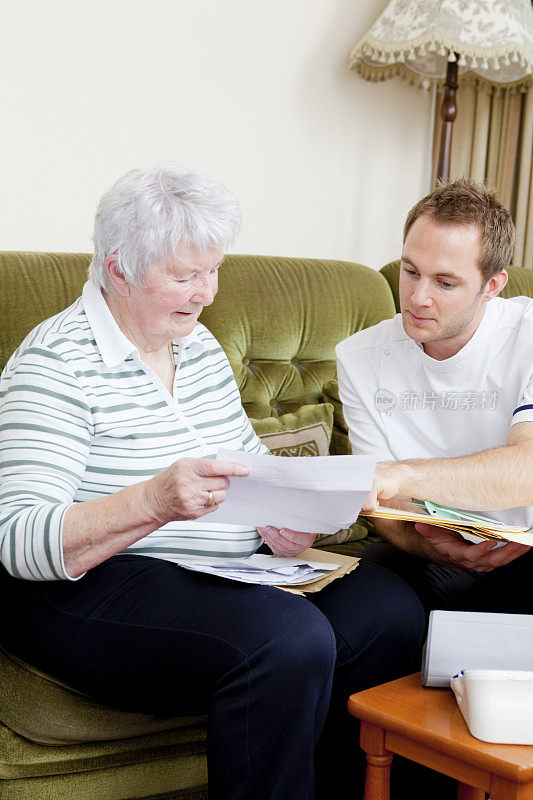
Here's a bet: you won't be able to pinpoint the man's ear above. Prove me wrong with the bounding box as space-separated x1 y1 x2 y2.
482 269 508 302
105 254 130 297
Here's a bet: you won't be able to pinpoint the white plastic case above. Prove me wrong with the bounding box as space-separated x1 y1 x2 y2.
451 669 533 745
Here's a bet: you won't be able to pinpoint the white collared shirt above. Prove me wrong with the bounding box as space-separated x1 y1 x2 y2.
0 282 266 581
336 296 533 531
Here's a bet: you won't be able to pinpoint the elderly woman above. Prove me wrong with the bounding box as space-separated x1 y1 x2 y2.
0 163 424 800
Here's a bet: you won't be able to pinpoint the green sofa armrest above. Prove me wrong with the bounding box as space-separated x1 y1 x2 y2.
323 378 351 456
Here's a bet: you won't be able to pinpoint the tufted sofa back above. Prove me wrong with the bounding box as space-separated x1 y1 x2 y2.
1 251 92 373
200 254 395 418
0 252 396 419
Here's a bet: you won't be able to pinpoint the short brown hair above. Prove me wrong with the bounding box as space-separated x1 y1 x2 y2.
403 178 515 282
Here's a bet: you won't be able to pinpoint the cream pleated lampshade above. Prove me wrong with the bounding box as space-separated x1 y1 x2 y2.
349 0 533 90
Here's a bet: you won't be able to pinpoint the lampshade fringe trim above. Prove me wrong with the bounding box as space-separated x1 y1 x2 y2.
350 56 532 93
349 31 533 91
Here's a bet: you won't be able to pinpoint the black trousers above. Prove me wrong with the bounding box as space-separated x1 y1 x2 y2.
361 541 533 615
0 553 425 800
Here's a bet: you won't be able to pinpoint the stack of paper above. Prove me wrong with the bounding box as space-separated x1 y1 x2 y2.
364 501 530 545
160 552 339 585
150 548 359 595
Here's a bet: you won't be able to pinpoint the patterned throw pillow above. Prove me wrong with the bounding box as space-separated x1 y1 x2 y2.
249 403 333 457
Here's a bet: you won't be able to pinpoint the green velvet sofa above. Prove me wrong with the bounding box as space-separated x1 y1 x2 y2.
1 251 532 800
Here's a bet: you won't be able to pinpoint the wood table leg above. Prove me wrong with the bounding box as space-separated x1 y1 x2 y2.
360 721 393 800
457 783 485 800
490 775 533 800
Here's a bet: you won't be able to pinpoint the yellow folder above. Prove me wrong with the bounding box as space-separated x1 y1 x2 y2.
363 505 531 545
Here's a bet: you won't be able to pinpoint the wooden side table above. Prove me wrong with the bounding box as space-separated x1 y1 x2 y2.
348 673 533 800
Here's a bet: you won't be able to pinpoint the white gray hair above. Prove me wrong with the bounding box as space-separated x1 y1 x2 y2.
89 162 241 290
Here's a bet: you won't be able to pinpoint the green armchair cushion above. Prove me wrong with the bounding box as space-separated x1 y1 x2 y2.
0 722 208 800
0 252 91 373
200 254 396 418
1 639 208 797
250 403 333 457
0 644 206 747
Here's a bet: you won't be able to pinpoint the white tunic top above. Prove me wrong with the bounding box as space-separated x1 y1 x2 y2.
336 296 533 531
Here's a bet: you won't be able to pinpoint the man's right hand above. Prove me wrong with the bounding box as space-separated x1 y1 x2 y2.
414 522 530 573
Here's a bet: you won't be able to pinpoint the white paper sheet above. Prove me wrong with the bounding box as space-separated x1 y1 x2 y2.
143 551 338 585
206 450 376 534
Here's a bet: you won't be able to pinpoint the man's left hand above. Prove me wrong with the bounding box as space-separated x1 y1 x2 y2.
415 522 530 572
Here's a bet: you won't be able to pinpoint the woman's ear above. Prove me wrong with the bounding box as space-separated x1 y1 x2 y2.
105 254 131 297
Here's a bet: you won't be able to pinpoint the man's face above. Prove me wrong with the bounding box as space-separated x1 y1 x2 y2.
399 214 488 359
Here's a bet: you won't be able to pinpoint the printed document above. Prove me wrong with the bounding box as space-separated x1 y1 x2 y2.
155 551 338 585
207 450 376 534
148 547 360 591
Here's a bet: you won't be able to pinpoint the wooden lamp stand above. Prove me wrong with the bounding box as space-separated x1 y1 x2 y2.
436 57 459 183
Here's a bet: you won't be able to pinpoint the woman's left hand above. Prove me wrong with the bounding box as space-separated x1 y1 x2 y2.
257 526 317 557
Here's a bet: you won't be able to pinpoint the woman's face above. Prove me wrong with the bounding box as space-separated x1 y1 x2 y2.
125 245 223 347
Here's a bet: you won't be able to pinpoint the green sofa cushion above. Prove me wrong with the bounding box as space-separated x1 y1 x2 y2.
315 534 381 557
0 722 208 800
0 252 91 373
250 403 333 457
0 721 208 781
200 254 396 418
380 259 533 312
0 645 207 747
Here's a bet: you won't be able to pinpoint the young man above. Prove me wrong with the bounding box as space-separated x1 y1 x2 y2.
336 179 533 612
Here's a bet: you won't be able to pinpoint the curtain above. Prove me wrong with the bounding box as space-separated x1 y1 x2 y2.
431 82 533 269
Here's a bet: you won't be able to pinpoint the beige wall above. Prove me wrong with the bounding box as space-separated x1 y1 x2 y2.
0 0 432 269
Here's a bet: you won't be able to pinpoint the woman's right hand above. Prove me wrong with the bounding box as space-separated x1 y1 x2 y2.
143 457 250 524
